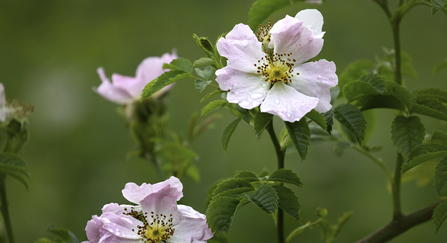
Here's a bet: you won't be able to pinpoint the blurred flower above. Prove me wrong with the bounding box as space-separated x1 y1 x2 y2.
95 51 178 104
83 176 213 243
216 10 337 122
306 0 323 4
0 82 33 123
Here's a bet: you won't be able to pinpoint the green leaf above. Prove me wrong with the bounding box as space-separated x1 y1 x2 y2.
0 153 30 189
391 116 425 158
221 118 242 153
319 219 336 243
416 97 447 115
47 225 80 243
413 103 447 122
186 164 200 183
434 156 447 197
201 90 224 103
205 180 223 207
267 169 303 187
332 141 352 158
402 143 447 173
343 81 381 103
194 57 217 67
286 222 312 242
433 59 447 73
323 110 334 134
187 112 198 142
363 109 377 144
34 238 52 243
359 73 387 93
248 0 292 30
383 81 414 111
431 130 447 147
141 70 190 100
432 0 447 15
338 59 375 97
162 57 193 73
245 184 278 214
254 112 273 138
334 211 353 237
305 110 327 131
195 66 215 80
274 185 300 220
206 197 240 233
414 88 447 103
213 178 254 197
201 100 228 116
433 200 447 233
285 119 311 160
195 80 212 94
358 95 406 112
234 171 260 182
333 104 366 144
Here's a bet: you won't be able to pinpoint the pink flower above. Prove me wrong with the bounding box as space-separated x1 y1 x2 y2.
83 177 212 243
95 51 178 104
216 9 337 122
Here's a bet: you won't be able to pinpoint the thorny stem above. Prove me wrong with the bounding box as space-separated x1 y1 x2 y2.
266 120 286 243
0 175 15 243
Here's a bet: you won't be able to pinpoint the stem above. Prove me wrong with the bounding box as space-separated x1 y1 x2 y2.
391 20 402 85
0 175 15 243
392 153 404 219
266 120 286 243
355 200 446 243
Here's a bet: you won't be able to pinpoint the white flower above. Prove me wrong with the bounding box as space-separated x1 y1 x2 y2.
215 9 337 122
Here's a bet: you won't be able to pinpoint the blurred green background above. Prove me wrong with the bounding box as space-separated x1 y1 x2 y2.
1 0 447 242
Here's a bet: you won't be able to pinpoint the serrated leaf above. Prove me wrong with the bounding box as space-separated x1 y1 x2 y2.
201 100 228 116
343 81 381 103
194 57 217 67
413 104 447 121
267 169 303 187
0 169 29 189
162 57 193 73
433 60 447 73
433 200 447 233
359 73 387 93
416 97 447 116
206 197 240 233
334 104 366 145
334 211 353 236
359 95 406 112
213 178 254 197
414 88 447 103
234 171 260 182
323 110 334 134
274 185 300 220
431 130 447 147
434 156 447 197
432 0 447 15
306 109 327 131
285 119 311 160
254 112 273 138
245 184 278 214
319 219 336 243
141 70 190 100
195 66 215 80
221 118 242 153
391 116 425 158
338 59 375 97
0 153 30 188
330 86 340 105
383 81 414 111
205 180 223 207
195 80 212 94
47 225 80 243
402 143 447 173
201 90 224 103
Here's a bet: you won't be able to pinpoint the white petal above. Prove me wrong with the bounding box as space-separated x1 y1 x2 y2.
216 24 265 73
139 186 179 225
94 67 134 104
167 205 212 243
261 82 318 122
216 67 271 109
289 60 337 113
100 213 141 241
295 9 325 38
122 176 183 204
270 15 324 65
0 83 5 106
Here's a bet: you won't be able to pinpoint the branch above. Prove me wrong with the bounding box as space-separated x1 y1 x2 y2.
356 200 446 243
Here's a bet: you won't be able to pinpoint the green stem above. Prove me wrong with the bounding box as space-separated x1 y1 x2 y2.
0 175 15 243
392 153 404 219
391 20 402 86
266 120 286 243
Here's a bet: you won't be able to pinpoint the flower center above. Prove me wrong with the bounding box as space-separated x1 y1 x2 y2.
125 208 175 243
255 53 299 84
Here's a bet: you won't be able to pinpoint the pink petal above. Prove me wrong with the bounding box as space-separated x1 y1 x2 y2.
260 82 318 122
139 186 179 225
295 9 325 38
99 213 141 242
94 67 134 104
168 205 212 243
110 74 140 98
216 67 271 109
122 176 183 204
216 24 265 73
270 15 324 65
289 60 337 112
0 83 5 106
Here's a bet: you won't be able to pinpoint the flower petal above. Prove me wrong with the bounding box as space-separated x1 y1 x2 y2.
289 60 337 112
139 186 179 225
270 15 324 65
0 83 5 106
99 213 141 242
216 24 265 73
216 67 271 109
122 176 183 204
167 205 212 243
94 67 134 104
260 82 318 122
110 74 140 98
85 215 103 242
295 9 325 38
